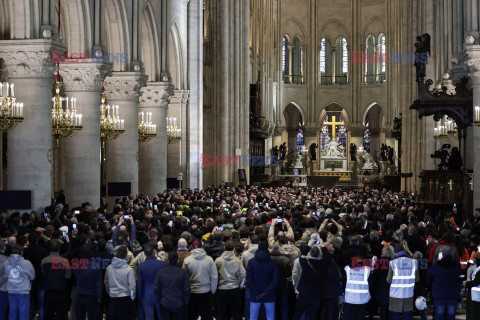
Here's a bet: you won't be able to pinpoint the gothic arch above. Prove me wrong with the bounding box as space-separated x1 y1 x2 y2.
362 102 384 127
168 20 185 89
318 19 350 46
362 16 386 41
317 102 350 125
141 2 160 81
283 18 306 45
58 0 92 55
282 101 305 126
105 0 131 71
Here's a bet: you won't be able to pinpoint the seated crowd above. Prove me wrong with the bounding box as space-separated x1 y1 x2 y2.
1 185 480 320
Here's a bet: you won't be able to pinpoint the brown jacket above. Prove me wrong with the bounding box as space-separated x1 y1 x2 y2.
177 249 191 268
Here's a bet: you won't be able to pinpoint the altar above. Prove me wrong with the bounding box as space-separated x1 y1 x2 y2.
315 138 352 180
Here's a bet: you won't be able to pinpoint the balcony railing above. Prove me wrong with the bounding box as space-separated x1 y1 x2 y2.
364 73 386 84
319 75 348 85
283 75 304 84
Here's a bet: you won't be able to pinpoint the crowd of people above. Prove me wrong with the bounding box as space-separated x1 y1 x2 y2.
0 185 479 320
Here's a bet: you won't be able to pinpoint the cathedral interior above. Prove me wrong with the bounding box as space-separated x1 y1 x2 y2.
0 0 478 214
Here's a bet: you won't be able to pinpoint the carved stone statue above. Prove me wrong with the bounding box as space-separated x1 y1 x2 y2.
393 114 402 131
309 143 318 161
362 152 379 170
350 143 357 161
380 144 388 161
387 146 395 165
279 143 287 160
321 139 345 159
414 34 431 82
272 146 279 158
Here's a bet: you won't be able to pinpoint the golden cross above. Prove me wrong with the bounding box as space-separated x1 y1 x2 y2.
324 116 345 139
448 179 454 191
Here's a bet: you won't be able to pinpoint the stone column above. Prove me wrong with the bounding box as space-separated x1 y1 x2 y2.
138 82 172 195
104 72 147 197
60 61 112 207
467 45 480 212
0 40 62 210
167 90 189 184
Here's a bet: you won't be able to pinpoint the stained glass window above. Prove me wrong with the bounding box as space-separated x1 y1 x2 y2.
320 125 330 151
296 127 304 151
342 38 348 74
320 38 327 73
363 129 371 153
320 113 347 153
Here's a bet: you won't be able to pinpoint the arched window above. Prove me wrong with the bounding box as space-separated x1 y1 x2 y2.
335 37 348 84
282 36 290 83
365 35 376 84
377 33 386 82
292 36 303 84
320 113 347 152
320 38 333 85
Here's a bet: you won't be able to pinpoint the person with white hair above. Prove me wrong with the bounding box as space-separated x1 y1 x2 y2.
177 238 191 267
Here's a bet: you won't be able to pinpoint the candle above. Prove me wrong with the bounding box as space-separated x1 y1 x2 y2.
79 114 82 126
10 83 14 97
121 119 124 130
0 83 3 97
5 83 9 97
20 103 23 117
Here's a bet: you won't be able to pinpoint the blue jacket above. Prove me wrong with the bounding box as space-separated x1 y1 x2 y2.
427 259 462 300
246 249 279 303
138 257 166 302
72 258 103 301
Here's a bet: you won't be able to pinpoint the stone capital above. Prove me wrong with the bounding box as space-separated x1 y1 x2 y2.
0 39 65 80
60 61 113 92
104 71 148 101
169 89 190 105
140 82 174 107
466 45 480 86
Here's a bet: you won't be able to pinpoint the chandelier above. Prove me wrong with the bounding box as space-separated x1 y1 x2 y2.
100 90 125 148
51 76 83 147
138 109 157 143
167 117 181 144
0 82 24 131
433 116 456 141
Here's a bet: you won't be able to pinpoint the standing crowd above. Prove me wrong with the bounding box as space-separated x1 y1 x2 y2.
0 185 480 320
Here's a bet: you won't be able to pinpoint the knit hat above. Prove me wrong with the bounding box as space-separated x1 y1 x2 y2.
192 240 202 249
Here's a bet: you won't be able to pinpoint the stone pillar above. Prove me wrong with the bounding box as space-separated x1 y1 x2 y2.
467 45 480 212
60 61 112 208
104 72 147 197
167 90 189 184
138 82 172 195
0 40 62 210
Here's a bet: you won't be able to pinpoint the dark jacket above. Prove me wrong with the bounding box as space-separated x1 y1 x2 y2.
322 247 343 299
246 249 279 303
270 252 292 295
138 257 166 302
406 235 428 257
296 251 328 301
72 258 103 300
23 244 49 289
41 252 71 291
204 238 225 261
427 258 462 300
369 256 391 305
154 264 190 308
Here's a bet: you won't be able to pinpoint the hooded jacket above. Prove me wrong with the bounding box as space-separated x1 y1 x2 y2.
182 248 218 294
215 251 246 290
5 254 35 294
241 244 258 269
246 249 279 303
105 257 136 298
